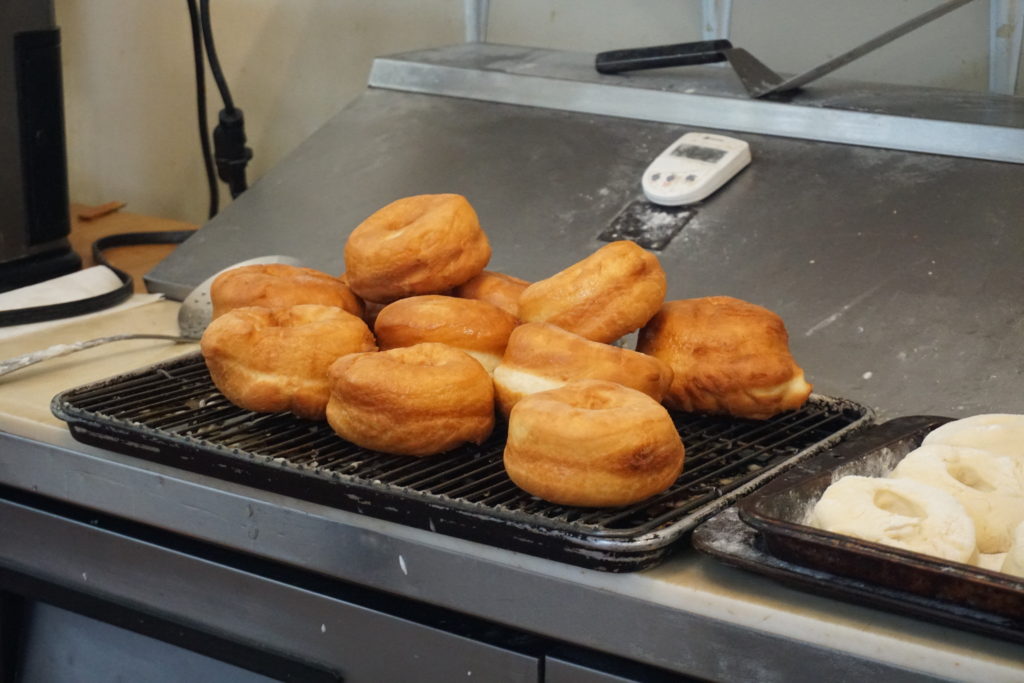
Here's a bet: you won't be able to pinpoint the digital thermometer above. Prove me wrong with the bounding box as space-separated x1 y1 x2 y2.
641 132 751 206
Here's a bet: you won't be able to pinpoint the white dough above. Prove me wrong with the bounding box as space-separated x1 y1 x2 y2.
809 475 977 564
889 444 1024 553
976 552 1008 572
1001 521 1024 578
922 414 1024 459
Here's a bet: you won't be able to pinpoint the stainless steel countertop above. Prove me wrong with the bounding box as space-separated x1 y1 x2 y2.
146 58 1024 419
0 302 1022 682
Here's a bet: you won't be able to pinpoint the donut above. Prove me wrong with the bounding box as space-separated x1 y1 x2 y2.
210 263 363 319
492 322 673 416
454 270 531 318
890 444 1024 553
637 296 812 419
1001 522 1024 578
922 414 1024 459
808 475 977 564
517 240 666 343
343 194 491 303
504 379 685 507
373 295 518 373
326 343 495 456
201 304 376 420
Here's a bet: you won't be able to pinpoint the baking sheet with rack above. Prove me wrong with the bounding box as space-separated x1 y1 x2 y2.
693 416 1024 643
51 352 872 571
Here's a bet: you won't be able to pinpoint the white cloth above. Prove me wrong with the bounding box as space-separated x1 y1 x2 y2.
0 266 163 342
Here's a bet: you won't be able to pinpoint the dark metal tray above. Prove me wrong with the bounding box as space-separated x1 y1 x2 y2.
693 416 1024 643
51 352 872 572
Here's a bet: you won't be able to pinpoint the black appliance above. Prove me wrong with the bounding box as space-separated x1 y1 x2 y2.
0 0 79 292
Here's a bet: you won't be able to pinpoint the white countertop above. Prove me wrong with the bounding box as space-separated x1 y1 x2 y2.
1 298 1021 681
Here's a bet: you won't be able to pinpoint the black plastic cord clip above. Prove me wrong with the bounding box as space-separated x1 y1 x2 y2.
213 107 252 199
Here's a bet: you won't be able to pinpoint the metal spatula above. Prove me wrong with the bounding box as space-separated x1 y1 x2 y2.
596 0 977 98
0 255 301 378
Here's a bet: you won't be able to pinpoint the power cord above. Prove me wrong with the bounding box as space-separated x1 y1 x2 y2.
186 0 252 215
187 0 218 219
199 0 253 201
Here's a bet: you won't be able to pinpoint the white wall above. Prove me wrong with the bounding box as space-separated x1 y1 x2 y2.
55 1 1020 225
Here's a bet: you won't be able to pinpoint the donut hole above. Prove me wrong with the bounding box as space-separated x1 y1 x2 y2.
873 489 926 519
946 462 997 493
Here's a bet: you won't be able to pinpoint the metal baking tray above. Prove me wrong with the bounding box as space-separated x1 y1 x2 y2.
693 416 1024 643
51 352 872 572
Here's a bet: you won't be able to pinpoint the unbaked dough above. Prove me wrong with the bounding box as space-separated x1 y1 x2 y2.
922 414 1024 459
889 444 1024 553
1001 521 1024 578
809 475 977 564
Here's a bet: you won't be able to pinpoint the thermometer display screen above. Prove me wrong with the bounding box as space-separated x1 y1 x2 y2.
671 144 726 163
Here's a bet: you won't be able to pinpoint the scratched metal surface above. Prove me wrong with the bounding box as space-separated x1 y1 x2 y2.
146 88 1024 420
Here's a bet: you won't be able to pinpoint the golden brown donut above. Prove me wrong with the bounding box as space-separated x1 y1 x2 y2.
326 343 495 456
211 263 363 319
637 296 812 419
374 295 518 373
492 322 673 416
339 272 382 328
201 304 376 420
343 194 491 303
504 379 685 507
517 240 666 343
453 270 531 318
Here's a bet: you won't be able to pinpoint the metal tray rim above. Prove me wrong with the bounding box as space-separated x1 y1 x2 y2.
734 417 1024 611
693 506 1024 645
49 352 874 563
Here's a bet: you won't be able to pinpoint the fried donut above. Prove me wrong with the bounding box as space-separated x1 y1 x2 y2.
454 270 531 318
326 343 495 456
890 444 1024 553
637 296 812 419
343 194 491 303
517 240 666 343
809 475 977 564
211 263 363 319
504 380 685 507
492 322 673 416
201 304 376 420
374 295 518 373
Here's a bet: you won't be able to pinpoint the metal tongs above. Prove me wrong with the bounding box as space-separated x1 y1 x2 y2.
595 0 978 98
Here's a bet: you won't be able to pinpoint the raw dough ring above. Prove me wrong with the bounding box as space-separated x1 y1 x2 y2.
890 444 1024 553
809 475 977 564
922 414 1024 459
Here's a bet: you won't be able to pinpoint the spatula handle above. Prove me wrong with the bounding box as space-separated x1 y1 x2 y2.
0 334 195 378
595 40 732 74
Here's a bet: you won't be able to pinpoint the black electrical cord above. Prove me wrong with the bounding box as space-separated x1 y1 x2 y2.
199 0 253 200
186 0 218 219
199 0 235 115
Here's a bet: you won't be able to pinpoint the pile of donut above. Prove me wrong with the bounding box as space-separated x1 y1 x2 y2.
200 193 812 508
809 414 1024 578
